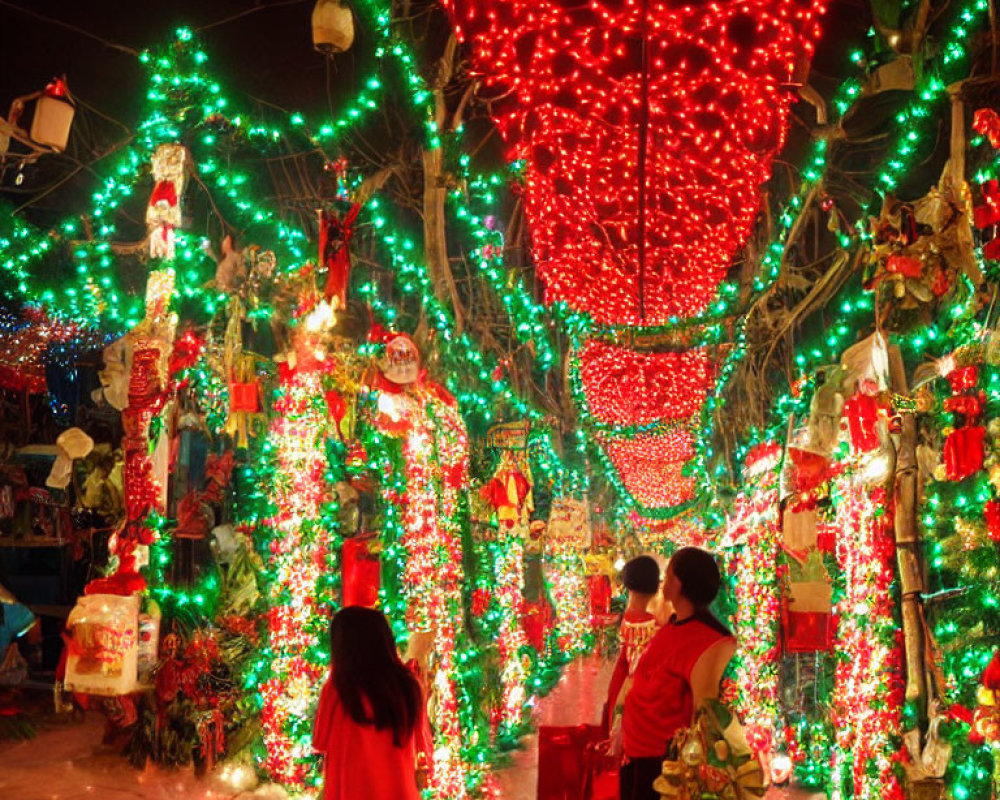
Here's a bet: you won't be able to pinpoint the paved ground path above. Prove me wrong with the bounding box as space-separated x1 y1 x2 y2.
495 656 820 800
0 657 822 799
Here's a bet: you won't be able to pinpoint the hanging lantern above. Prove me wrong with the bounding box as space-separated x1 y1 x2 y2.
29 78 75 152
312 0 354 54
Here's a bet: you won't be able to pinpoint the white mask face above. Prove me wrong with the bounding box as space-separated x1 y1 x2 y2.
380 336 420 385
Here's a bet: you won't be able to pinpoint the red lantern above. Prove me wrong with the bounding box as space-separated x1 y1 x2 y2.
842 393 882 453
943 425 986 481
341 537 380 608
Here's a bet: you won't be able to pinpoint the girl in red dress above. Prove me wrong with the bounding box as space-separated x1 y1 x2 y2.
313 607 433 800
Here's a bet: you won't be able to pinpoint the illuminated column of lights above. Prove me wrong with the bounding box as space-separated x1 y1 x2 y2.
829 476 904 800
492 523 530 734
720 444 783 761
254 365 340 790
363 384 497 798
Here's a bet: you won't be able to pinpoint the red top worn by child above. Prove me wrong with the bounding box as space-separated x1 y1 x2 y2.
622 613 734 758
604 555 663 736
313 678 433 800
605 608 659 721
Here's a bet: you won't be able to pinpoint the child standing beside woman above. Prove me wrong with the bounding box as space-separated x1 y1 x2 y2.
313 606 433 800
602 555 663 753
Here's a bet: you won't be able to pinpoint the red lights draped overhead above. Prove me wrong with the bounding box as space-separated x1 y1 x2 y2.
445 0 825 325
579 340 713 426
600 430 697 508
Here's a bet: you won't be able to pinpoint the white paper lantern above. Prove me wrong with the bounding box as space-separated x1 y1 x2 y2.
30 85 75 152
312 0 354 54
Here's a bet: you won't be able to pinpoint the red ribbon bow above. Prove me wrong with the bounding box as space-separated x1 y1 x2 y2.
974 108 1000 149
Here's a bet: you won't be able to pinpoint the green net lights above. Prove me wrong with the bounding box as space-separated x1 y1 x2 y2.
450 173 557 370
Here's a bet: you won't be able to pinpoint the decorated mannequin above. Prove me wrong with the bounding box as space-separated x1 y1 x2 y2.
146 144 187 261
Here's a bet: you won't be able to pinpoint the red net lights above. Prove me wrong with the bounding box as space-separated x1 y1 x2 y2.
445 0 825 324
579 339 713 425
628 512 708 547
600 429 697 507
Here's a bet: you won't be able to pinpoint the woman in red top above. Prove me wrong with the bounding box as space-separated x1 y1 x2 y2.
313 607 433 800
619 547 736 800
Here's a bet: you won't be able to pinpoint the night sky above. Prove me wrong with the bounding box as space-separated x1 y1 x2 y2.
0 0 871 221
0 0 357 118
0 0 371 218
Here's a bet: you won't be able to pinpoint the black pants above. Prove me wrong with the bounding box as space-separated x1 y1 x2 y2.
619 756 662 800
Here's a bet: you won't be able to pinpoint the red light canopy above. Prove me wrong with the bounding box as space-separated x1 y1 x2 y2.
445 0 824 324
579 340 714 426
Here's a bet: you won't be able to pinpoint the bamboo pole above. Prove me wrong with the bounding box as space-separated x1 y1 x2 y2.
887 345 928 711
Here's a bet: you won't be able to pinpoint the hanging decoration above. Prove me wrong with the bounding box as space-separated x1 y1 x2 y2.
598 431 697 509
941 364 987 481
577 341 714 427
443 0 824 325
319 202 361 310
146 144 187 262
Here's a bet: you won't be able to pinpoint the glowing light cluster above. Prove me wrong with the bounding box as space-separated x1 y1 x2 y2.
547 551 592 655
829 478 904 800
626 511 707 549
256 365 339 788
444 0 824 324
578 340 713 426
367 382 494 798
599 430 697 509
0 311 106 393
721 464 782 760
491 526 530 730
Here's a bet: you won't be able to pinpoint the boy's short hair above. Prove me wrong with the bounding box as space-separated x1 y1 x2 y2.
622 555 660 595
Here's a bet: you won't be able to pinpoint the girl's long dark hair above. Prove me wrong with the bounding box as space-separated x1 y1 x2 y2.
329 606 422 747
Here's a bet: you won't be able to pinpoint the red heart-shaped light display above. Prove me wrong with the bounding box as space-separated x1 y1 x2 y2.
445 0 824 325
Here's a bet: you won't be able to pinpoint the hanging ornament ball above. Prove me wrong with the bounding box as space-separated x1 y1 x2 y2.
312 0 354 54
